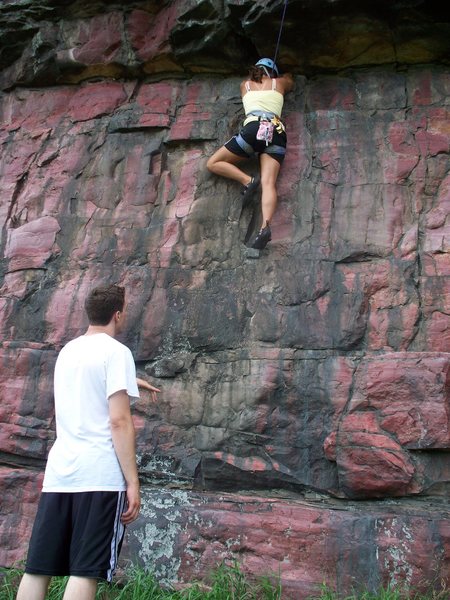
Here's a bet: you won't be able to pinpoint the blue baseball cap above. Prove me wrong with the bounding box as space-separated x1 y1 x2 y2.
255 58 279 76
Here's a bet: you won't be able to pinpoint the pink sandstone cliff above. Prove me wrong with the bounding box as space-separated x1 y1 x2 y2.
0 1 449 597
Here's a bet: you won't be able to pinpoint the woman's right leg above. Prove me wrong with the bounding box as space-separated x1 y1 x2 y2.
207 146 251 186
251 153 282 249
259 152 281 228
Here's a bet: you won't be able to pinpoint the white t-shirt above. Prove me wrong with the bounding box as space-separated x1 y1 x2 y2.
43 333 140 492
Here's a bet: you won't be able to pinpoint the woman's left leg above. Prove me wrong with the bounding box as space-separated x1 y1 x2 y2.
207 146 251 186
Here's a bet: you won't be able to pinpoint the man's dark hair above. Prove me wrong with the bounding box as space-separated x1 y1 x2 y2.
84 284 125 325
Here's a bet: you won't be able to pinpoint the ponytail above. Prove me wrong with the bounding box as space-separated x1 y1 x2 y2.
248 65 279 83
248 66 264 83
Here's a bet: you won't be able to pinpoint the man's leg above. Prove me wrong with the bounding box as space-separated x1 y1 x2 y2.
16 573 51 600
62 576 97 600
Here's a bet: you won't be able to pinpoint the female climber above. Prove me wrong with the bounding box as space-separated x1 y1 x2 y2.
207 58 294 250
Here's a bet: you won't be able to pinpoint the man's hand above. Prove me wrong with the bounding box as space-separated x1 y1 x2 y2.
136 377 161 402
121 481 140 525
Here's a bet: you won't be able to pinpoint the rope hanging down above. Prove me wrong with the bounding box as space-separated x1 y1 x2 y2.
272 0 288 74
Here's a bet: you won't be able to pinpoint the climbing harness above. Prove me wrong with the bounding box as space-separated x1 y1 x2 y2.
271 116 285 134
271 0 289 76
246 110 286 145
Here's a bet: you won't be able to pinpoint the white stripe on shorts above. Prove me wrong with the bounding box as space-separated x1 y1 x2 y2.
107 491 126 582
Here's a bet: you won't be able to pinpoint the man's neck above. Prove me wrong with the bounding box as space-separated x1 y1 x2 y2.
85 323 116 337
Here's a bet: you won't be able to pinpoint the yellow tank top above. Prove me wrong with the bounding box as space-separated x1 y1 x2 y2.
242 80 284 119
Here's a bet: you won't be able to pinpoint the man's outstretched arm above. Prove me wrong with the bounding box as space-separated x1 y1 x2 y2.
136 377 161 402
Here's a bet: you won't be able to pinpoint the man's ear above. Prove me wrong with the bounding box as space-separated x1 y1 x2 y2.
110 311 120 327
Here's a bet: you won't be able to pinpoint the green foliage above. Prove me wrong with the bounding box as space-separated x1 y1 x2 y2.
178 562 282 600
0 564 447 600
306 581 450 600
0 567 20 600
0 564 280 600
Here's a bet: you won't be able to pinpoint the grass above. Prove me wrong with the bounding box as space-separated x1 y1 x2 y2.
0 563 281 600
306 582 450 600
0 563 448 600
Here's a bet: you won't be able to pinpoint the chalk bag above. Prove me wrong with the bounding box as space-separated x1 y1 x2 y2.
256 120 274 145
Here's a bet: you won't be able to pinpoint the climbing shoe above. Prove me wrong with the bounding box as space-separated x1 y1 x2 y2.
252 222 271 250
241 174 260 206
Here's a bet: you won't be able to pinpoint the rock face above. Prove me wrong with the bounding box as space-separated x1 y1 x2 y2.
0 1 449 598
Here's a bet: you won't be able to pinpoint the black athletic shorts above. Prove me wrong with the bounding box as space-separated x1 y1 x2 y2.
224 120 287 164
25 491 127 582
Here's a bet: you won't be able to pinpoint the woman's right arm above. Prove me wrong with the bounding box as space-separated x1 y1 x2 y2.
280 73 294 94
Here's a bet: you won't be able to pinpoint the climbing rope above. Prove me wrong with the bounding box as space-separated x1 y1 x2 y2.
272 0 288 75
